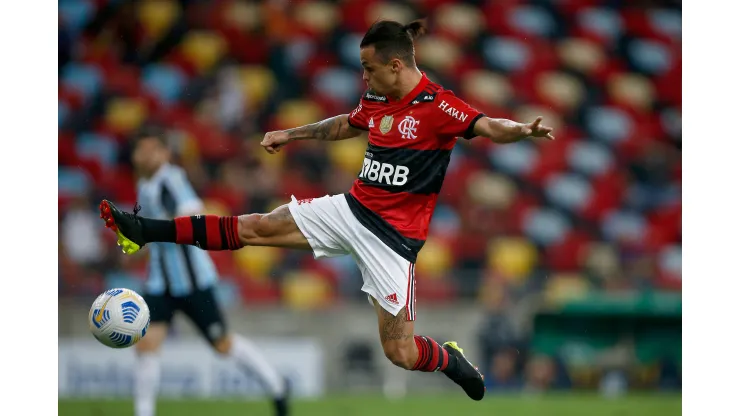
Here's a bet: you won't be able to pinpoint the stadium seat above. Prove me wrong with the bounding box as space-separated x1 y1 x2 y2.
58 0 95 36
482 37 532 73
234 246 282 282
487 237 538 283
607 73 656 113
314 67 361 105
601 209 647 244
543 273 590 304
294 1 339 37
76 133 119 169
415 35 461 75
567 141 615 178
434 3 485 42
489 142 538 176
137 0 180 41
104 97 148 134
221 0 261 31
274 100 325 131
327 138 366 176
544 172 594 213
576 7 624 41
58 167 93 197
365 2 415 28
179 31 227 74
627 39 675 75
535 71 586 112
585 106 635 145
238 66 277 108
466 171 516 210
460 70 512 108
142 63 187 106
522 207 571 246
61 63 103 101
416 237 453 280
507 4 559 39
282 271 334 310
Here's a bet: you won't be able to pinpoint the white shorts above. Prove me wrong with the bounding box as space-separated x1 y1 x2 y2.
288 194 416 320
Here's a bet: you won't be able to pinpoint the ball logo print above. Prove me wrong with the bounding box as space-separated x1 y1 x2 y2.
121 301 141 324
88 288 151 349
398 116 420 139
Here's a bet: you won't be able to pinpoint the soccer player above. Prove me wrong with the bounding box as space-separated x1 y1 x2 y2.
123 128 290 416
100 20 554 401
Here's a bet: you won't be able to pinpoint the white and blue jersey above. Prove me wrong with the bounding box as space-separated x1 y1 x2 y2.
137 163 218 297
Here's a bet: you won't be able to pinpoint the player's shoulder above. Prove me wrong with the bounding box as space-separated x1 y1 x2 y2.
361 88 390 104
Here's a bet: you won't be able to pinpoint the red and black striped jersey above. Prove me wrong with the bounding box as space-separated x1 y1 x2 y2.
345 73 485 262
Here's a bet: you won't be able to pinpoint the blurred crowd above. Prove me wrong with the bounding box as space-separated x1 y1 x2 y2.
59 0 681 321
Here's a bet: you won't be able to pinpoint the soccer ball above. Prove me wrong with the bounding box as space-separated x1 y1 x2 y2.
88 288 150 349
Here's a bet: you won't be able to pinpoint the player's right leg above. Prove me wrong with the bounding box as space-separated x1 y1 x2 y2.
133 294 175 416
99 199 311 254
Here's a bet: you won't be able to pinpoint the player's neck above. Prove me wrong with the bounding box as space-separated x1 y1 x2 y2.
390 68 423 101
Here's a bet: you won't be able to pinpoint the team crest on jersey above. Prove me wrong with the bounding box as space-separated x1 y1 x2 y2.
379 115 394 134
398 116 420 139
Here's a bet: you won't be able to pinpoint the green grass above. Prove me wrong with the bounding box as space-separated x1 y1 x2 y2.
59 393 681 416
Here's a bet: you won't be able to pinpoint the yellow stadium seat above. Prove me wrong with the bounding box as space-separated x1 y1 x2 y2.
282 271 332 310
295 1 339 35
607 73 656 112
180 31 227 73
434 3 484 40
328 139 366 175
558 38 605 74
461 70 512 107
138 0 180 41
105 97 147 134
487 237 538 283
416 237 453 279
250 133 286 169
366 2 414 27
582 242 620 277
536 71 586 111
416 36 461 74
239 66 277 107
466 171 516 209
223 0 261 31
544 273 589 304
234 245 281 281
275 100 324 130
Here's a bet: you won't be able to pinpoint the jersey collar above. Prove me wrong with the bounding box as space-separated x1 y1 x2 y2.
387 72 430 106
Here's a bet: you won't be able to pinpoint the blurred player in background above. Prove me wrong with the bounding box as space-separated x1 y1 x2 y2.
100 19 554 401
126 128 290 416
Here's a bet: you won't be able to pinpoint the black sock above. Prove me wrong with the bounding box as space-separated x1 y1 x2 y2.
140 218 176 243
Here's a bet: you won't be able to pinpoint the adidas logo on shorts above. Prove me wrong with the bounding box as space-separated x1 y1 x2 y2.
385 293 399 305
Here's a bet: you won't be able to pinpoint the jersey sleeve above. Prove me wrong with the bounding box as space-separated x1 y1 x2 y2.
434 92 486 140
162 167 204 217
347 98 370 131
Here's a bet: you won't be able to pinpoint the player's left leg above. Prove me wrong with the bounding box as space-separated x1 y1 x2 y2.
179 287 290 416
371 298 486 401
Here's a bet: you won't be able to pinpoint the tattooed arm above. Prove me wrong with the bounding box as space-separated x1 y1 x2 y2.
260 114 363 154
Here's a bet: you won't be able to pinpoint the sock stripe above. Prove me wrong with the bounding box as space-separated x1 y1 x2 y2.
412 335 450 372
174 217 193 245
192 216 207 249
219 217 230 250
229 216 240 249
205 215 222 250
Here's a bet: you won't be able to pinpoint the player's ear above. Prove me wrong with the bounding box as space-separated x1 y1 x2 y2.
390 58 403 73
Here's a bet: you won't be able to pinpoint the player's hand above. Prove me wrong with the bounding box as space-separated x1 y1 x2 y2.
522 117 555 141
260 131 291 154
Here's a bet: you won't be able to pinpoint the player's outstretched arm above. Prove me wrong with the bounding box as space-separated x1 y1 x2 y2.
472 116 555 144
260 114 363 154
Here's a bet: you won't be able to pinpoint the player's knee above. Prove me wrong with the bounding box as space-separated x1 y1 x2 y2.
212 336 232 355
382 341 416 370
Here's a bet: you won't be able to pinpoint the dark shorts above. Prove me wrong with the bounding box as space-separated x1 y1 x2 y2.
144 287 228 345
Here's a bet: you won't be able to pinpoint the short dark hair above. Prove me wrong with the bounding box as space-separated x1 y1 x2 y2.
132 124 167 148
360 19 428 66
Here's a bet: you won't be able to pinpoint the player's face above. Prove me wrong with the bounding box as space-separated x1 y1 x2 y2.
132 137 169 177
360 46 400 96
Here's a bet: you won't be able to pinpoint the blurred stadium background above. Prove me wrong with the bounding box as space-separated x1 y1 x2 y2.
58 0 681 414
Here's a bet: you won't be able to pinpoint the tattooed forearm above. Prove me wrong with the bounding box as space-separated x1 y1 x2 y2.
284 114 360 142
380 308 413 342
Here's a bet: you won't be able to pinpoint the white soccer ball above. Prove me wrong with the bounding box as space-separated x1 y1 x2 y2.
88 288 150 349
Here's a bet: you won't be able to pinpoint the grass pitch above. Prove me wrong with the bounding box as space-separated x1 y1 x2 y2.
59 393 680 416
